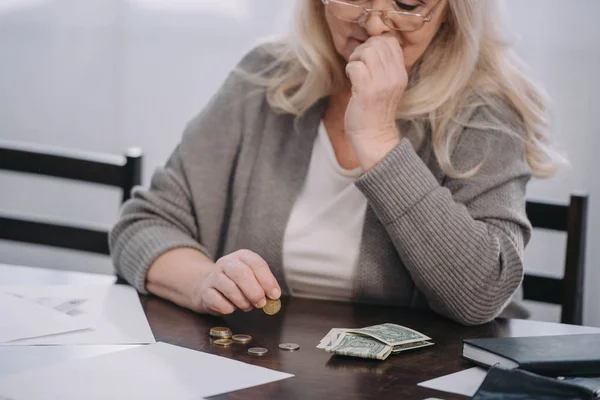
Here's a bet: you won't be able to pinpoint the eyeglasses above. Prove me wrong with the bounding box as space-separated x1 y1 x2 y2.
321 0 441 32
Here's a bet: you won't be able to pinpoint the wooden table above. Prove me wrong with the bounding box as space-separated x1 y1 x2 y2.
1 264 599 399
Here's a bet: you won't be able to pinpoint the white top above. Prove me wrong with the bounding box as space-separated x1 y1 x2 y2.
282 121 369 302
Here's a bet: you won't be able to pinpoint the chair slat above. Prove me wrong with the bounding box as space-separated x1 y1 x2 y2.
0 215 110 255
0 142 141 256
522 273 563 305
0 147 126 187
525 201 569 231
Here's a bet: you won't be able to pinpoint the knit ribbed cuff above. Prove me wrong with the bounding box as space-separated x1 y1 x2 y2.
115 225 211 295
355 139 439 225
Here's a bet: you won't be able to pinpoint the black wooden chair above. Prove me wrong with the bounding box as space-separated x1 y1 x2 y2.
523 194 589 325
0 141 142 255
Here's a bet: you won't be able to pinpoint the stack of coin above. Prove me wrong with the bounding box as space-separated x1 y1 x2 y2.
210 327 232 339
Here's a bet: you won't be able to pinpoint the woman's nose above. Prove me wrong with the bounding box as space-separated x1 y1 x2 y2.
362 11 393 36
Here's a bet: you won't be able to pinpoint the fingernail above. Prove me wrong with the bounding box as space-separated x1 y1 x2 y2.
256 299 267 308
270 288 281 299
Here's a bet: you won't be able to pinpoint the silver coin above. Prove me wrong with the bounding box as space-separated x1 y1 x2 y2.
247 347 269 356
278 343 300 351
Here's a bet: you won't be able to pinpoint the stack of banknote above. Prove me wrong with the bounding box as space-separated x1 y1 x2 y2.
317 323 433 360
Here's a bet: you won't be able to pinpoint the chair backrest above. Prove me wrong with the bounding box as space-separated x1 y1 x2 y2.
523 194 589 325
0 141 142 255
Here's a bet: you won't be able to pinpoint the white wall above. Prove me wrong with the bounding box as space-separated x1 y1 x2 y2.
505 0 600 326
0 0 598 325
0 0 294 274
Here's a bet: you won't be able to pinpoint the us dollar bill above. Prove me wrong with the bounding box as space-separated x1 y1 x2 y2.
329 333 392 360
391 340 434 353
316 328 350 350
317 324 434 360
347 323 431 346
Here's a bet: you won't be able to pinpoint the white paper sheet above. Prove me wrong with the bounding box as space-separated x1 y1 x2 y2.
0 293 90 343
418 367 488 397
0 342 294 400
0 345 139 377
1 285 155 345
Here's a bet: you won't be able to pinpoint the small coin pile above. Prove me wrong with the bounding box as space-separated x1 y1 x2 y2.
210 327 249 347
210 325 299 357
208 297 291 355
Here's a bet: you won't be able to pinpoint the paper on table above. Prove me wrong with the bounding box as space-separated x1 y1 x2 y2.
0 342 294 400
0 293 90 343
0 345 139 377
1 285 155 345
21 295 87 314
418 367 488 397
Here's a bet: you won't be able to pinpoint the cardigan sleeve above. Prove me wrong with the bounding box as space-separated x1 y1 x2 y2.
109 45 272 294
354 108 532 325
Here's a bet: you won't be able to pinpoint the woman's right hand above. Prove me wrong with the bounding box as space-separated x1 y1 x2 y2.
193 249 282 315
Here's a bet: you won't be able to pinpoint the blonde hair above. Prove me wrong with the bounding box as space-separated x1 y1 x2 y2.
243 0 563 178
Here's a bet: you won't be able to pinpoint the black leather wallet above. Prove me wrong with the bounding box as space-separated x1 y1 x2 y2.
471 366 600 400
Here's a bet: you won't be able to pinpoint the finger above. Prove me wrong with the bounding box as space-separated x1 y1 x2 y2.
346 61 370 93
349 44 382 75
378 47 401 87
348 41 368 63
213 273 253 312
222 258 267 308
368 37 406 92
349 46 386 91
202 288 236 315
369 37 404 82
369 38 392 76
237 250 281 300
381 36 405 72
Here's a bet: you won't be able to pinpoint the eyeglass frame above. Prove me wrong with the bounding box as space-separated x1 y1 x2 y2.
321 0 442 32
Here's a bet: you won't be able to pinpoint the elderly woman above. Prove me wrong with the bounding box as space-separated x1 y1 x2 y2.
110 0 560 326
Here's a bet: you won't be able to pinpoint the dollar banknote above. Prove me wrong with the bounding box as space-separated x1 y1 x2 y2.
347 323 431 346
316 328 350 350
317 323 433 360
328 333 392 360
391 340 434 353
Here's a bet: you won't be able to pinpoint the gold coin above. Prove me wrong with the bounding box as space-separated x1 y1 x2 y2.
263 298 281 315
213 339 233 347
232 334 252 344
210 327 232 338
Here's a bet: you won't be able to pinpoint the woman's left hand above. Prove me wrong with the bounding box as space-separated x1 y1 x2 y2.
345 35 408 171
